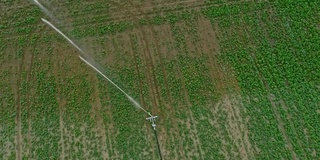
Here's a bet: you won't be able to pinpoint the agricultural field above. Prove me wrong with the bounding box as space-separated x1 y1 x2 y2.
0 0 319 159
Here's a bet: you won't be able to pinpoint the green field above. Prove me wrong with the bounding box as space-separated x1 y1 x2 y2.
0 0 319 159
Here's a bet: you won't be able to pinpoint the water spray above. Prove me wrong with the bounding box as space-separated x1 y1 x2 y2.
78 56 152 116
41 17 151 116
32 0 59 24
41 18 85 55
34 1 161 158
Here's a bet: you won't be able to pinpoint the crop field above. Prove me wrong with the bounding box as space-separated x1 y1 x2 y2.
1 0 320 159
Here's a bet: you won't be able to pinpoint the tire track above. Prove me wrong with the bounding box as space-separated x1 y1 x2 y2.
91 74 109 160
2 0 254 39
137 26 160 115
110 1 159 116
132 27 158 133
238 11 296 159
55 59 66 160
14 31 37 160
152 25 176 118
241 7 309 159
126 2 195 159
202 20 236 159
15 40 25 160
151 24 180 158
128 34 147 112
186 16 225 159
56 0 201 23
256 8 308 159
25 25 45 160
107 1 186 158
101 34 122 159
179 20 208 160
220 17 255 159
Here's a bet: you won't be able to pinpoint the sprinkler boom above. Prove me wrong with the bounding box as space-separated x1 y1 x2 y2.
34 2 162 158
41 17 151 116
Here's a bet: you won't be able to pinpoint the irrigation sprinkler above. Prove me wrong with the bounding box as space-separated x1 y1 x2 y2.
34 1 163 159
146 115 162 160
42 16 164 160
146 115 158 130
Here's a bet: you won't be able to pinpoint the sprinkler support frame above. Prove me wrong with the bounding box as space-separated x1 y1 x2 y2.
146 115 162 160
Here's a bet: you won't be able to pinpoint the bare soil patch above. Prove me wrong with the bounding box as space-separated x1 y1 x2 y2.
208 95 253 159
196 17 240 98
224 95 254 159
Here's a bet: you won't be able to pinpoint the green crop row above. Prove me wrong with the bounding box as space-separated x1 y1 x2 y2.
203 1 320 159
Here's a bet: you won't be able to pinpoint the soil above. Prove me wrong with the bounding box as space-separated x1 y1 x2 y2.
2 0 271 159
91 74 109 159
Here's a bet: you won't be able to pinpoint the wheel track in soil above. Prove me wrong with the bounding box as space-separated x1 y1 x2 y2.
221 19 254 159
128 0 172 125
153 24 182 159
91 70 110 160
125 1 192 159
193 17 230 159
130 27 158 117
238 10 298 159
253 7 308 159
170 21 206 159
2 0 258 40
206 20 236 159
3 1 196 36
255 6 308 158
128 8 163 119
69 0 240 28
51 0 204 23
102 38 119 159
108 1 185 158
269 2 320 153
24 23 46 159
14 22 41 160
67 0 252 25
151 25 176 158
55 55 66 160
15 45 23 160
107 1 159 117
128 34 147 114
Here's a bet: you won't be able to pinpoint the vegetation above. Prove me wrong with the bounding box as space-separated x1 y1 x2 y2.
0 0 319 159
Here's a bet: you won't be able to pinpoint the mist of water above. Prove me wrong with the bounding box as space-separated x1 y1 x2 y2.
32 0 58 23
40 17 150 115
79 56 152 116
41 18 84 55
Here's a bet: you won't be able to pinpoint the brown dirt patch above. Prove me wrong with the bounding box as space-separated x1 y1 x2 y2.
223 95 254 159
207 94 254 159
196 16 240 97
197 17 220 55
185 113 205 159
